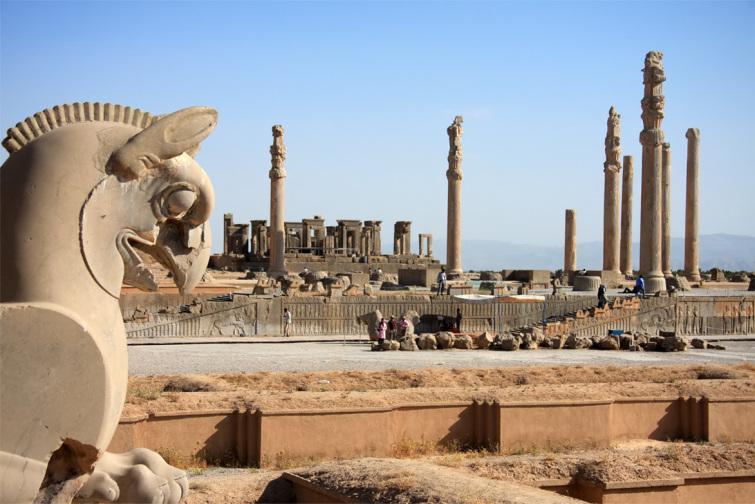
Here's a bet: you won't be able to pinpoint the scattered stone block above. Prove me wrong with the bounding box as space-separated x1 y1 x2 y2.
666 275 692 291
618 334 633 350
399 337 418 351
661 336 687 352
416 334 437 350
453 334 474 349
479 271 503 281
597 337 620 350
495 334 521 351
573 275 601 292
436 332 455 349
475 332 495 349
564 334 592 349
710 268 726 282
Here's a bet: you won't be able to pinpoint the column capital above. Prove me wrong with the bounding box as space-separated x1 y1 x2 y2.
685 128 700 140
269 124 287 179
639 129 665 147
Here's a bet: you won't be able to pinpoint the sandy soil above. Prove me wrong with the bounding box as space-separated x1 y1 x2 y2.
184 442 755 503
439 442 755 484
124 363 755 417
291 458 580 504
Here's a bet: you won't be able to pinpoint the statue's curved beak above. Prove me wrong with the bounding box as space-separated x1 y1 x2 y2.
138 220 212 295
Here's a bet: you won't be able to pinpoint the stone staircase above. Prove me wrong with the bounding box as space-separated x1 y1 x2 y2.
527 296 676 338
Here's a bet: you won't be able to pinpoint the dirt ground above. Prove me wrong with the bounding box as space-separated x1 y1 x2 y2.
124 363 755 417
440 442 755 484
184 442 755 504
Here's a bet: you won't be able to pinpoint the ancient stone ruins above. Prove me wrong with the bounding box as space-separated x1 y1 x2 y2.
0 51 754 504
1 103 217 503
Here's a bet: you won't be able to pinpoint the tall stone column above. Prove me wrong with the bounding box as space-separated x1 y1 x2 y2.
446 115 464 277
602 107 622 275
684 128 701 281
638 51 666 293
661 142 672 277
620 155 634 275
564 209 577 276
268 125 287 276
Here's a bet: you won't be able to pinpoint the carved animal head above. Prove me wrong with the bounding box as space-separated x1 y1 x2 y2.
1 103 217 298
82 107 217 296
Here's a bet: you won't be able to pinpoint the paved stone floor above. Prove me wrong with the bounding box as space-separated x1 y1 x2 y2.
128 338 755 376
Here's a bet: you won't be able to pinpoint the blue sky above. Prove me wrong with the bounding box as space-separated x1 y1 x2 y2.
2 1 754 255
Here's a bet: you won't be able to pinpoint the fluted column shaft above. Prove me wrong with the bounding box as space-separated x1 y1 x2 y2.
661 143 672 276
446 116 464 276
602 107 622 274
564 209 577 274
268 125 287 275
685 128 701 281
620 155 634 275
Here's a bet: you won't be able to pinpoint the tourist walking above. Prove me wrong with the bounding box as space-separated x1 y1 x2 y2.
455 308 463 331
437 267 447 295
283 307 292 337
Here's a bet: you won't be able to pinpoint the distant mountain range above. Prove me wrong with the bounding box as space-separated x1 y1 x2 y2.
430 234 755 272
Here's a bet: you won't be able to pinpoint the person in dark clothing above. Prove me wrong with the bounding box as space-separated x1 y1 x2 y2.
455 308 463 331
387 316 397 340
597 284 607 308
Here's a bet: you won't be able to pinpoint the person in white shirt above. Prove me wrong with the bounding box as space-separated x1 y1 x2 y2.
283 307 292 337
437 267 447 295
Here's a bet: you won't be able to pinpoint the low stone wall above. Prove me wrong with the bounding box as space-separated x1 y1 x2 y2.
121 294 598 338
121 293 755 339
109 396 755 468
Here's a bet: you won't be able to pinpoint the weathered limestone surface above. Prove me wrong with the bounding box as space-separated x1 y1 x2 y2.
639 51 667 293
268 124 287 276
564 209 577 276
603 107 622 274
446 115 463 276
685 128 702 281
1 103 216 502
620 155 634 275
662 142 672 277
393 221 412 255
418 233 433 257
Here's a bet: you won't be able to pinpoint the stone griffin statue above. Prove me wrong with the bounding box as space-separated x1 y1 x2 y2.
0 103 217 503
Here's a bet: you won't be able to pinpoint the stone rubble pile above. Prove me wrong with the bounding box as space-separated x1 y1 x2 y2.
371 329 725 353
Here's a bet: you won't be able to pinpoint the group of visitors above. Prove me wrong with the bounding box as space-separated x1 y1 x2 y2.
377 315 410 346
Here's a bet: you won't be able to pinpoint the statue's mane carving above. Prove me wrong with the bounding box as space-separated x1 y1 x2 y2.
2 102 158 154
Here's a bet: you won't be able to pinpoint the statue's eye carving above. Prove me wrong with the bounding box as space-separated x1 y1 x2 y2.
164 188 197 219
155 185 197 220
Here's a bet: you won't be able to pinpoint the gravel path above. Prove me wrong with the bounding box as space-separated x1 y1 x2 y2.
128 339 755 376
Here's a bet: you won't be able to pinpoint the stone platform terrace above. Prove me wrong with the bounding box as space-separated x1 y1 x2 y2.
127 337 755 376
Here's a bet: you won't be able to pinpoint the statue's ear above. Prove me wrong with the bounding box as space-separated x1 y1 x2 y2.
107 106 217 180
